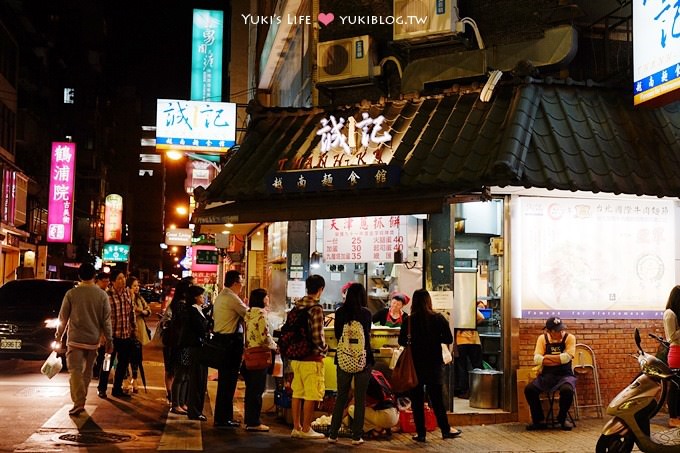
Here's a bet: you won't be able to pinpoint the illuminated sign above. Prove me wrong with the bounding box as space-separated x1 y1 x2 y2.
323 215 408 263
515 196 675 319
2 169 16 225
196 249 219 265
191 9 224 102
276 112 395 171
156 99 236 152
192 245 219 271
47 142 75 243
633 0 680 105
317 114 392 154
104 194 123 242
102 244 130 262
165 228 193 246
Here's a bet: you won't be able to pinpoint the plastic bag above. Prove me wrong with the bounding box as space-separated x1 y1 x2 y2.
389 346 404 370
442 344 453 365
40 351 62 379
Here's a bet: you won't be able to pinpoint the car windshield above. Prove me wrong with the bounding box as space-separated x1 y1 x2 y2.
0 280 75 321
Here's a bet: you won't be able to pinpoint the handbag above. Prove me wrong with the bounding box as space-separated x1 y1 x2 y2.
198 335 228 369
242 310 274 371
243 345 273 370
390 316 418 393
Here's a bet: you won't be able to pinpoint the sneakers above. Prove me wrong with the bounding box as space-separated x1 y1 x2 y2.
296 428 325 439
327 436 337 443
351 438 364 445
68 405 85 416
291 429 301 438
560 420 574 431
245 424 270 432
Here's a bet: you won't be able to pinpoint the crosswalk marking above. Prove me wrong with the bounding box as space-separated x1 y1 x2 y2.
42 404 98 429
157 412 202 451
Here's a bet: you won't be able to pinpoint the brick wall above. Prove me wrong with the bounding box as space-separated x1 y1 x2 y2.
518 318 665 416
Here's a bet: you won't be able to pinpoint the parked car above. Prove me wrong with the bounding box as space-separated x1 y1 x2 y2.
0 279 77 363
139 285 162 303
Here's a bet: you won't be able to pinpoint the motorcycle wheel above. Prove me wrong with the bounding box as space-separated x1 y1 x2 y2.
595 433 635 453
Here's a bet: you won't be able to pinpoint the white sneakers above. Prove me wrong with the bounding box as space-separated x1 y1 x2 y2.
327 436 363 445
292 428 325 439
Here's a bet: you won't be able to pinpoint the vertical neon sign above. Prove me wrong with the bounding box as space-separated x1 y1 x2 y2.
104 194 123 242
191 9 224 102
47 142 75 243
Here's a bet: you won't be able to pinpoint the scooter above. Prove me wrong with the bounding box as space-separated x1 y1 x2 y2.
596 328 680 452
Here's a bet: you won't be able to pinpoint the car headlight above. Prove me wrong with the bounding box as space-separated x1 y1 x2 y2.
44 318 61 329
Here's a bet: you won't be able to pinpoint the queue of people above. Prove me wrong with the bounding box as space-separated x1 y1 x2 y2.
54 265 617 442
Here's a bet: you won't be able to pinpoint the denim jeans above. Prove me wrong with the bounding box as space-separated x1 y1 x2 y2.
329 366 371 440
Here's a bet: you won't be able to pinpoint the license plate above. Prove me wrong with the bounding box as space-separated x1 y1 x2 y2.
0 339 21 349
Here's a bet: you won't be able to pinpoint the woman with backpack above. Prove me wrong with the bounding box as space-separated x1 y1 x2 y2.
327 282 374 445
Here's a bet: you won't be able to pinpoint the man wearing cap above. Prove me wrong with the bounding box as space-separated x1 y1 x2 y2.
524 316 577 431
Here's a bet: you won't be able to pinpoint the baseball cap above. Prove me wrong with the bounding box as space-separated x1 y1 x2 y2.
544 316 566 332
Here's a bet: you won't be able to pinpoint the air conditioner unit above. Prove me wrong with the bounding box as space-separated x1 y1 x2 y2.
393 0 459 41
317 35 376 84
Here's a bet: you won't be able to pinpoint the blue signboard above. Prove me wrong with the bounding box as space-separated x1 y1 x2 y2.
191 9 224 102
156 99 236 152
633 0 680 105
268 165 400 193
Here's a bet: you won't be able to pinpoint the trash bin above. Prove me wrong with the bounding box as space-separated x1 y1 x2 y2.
469 369 502 409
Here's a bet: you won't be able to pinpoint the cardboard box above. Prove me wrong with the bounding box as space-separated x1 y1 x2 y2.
516 368 538 423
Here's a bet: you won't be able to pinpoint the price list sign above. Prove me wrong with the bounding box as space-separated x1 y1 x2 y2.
323 216 407 263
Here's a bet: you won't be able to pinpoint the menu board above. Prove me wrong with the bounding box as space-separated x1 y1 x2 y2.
323 216 408 263
515 196 675 319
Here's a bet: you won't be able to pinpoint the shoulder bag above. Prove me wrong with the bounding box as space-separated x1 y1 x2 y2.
198 334 228 369
390 316 418 393
243 311 273 370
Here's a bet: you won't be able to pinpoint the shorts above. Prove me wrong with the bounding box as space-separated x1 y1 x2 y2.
290 360 325 401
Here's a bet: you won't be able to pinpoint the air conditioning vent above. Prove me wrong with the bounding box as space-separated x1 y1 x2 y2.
317 35 376 84
393 0 458 41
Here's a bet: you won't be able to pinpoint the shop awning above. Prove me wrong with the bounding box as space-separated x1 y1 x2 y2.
193 81 680 225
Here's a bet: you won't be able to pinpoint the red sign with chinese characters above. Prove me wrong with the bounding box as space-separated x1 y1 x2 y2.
323 216 407 263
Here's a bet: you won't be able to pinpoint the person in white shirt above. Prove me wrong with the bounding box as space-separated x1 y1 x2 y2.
212 270 248 428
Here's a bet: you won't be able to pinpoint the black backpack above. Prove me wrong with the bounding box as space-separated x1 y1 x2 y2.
279 306 316 360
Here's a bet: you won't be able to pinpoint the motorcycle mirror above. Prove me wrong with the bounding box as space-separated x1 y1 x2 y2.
634 328 643 353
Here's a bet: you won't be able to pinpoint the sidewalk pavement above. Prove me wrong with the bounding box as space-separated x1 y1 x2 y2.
210 374 613 453
249 411 607 452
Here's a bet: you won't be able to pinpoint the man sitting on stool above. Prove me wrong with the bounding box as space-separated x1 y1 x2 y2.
524 317 576 431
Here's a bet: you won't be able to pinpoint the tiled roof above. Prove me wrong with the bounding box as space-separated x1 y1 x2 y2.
195 82 680 223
